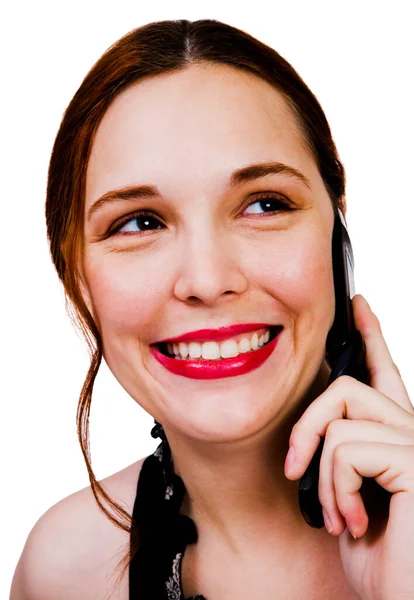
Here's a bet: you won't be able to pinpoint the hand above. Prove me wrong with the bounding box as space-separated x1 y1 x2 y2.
284 294 414 600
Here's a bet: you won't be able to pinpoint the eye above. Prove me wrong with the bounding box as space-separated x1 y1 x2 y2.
109 211 165 236
107 194 293 238
243 195 294 216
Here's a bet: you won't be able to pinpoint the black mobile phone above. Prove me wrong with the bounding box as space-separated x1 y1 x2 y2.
298 207 370 528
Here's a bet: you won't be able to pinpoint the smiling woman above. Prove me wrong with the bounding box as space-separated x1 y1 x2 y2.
10 17 414 600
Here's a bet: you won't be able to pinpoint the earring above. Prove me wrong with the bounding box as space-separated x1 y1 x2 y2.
151 419 167 443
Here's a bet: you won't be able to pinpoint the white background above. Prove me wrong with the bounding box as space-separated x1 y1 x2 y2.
2 1 413 596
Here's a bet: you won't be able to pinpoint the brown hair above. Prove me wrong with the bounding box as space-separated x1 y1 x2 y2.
45 18 345 583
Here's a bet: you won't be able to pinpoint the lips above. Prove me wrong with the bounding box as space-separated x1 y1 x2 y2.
150 326 283 380
154 323 279 344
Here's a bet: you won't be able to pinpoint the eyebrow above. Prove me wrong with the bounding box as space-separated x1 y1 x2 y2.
86 161 311 222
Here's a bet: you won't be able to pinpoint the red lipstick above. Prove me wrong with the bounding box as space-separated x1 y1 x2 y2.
155 323 276 344
150 326 282 380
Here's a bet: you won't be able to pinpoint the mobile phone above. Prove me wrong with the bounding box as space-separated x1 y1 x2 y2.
298 207 370 528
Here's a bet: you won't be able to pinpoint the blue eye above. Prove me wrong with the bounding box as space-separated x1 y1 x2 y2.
244 195 293 215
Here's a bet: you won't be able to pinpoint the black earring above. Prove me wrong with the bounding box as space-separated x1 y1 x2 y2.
151 419 167 443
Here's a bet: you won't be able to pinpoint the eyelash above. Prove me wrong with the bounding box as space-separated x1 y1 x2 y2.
107 194 294 237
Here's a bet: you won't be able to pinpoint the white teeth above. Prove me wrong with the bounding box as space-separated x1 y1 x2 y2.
201 342 221 360
220 339 239 358
178 342 189 358
250 333 259 350
188 342 202 358
164 327 275 360
238 338 251 353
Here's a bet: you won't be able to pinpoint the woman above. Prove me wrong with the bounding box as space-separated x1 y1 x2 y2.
10 18 414 600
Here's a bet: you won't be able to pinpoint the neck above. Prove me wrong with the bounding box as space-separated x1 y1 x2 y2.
163 361 331 556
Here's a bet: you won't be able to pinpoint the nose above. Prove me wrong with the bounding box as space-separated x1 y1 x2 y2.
173 225 248 307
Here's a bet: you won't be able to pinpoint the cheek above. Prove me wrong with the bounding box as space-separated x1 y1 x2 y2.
83 225 335 345
254 229 335 324
83 252 169 341
254 230 334 300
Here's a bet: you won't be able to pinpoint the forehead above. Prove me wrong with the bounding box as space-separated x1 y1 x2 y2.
85 63 318 209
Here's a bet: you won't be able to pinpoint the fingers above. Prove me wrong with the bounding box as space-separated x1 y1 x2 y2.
285 294 414 544
287 376 414 478
352 294 412 410
331 442 414 539
317 419 414 535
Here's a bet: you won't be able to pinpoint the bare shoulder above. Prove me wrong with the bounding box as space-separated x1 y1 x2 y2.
10 457 147 600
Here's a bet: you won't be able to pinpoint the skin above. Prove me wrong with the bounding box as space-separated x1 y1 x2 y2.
80 64 357 595
83 63 338 513
10 63 414 600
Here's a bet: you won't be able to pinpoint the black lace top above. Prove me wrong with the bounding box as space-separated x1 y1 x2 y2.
129 421 206 599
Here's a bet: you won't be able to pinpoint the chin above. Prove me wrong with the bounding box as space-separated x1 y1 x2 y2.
160 380 297 446
162 353 329 446
105 329 329 445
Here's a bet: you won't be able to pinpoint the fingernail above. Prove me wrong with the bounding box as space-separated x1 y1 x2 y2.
322 508 333 533
346 520 358 539
285 446 295 473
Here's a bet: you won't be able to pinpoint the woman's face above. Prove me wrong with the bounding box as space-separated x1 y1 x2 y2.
82 64 337 443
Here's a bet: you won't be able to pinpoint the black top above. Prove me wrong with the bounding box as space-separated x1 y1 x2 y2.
129 422 206 599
